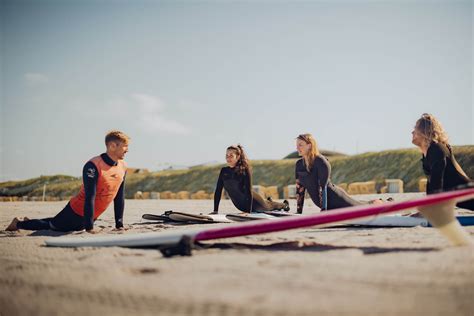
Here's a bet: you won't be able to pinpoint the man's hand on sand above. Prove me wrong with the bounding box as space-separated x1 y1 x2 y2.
85 228 99 234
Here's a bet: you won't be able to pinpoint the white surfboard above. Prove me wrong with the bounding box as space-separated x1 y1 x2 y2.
350 214 474 227
142 213 171 221
225 212 278 222
168 212 233 223
349 214 430 227
45 228 203 248
263 210 296 217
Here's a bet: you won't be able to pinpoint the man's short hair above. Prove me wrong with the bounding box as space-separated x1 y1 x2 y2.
105 130 130 145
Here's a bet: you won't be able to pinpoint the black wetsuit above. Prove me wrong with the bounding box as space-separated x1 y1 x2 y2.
295 156 361 213
213 166 286 213
422 142 473 210
17 153 126 231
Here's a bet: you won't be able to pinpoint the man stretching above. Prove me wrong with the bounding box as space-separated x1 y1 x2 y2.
5 130 130 233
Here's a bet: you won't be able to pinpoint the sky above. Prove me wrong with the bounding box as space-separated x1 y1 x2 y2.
1 0 472 181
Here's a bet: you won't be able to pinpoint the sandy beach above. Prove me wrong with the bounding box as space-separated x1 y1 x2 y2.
1 194 473 316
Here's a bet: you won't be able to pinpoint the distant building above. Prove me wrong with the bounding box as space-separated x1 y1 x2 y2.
127 168 150 174
155 163 190 171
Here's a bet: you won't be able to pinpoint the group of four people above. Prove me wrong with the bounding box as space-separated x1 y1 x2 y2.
5 113 473 233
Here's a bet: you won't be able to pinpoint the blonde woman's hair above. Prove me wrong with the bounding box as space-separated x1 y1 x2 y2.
296 133 320 171
105 130 130 145
415 113 449 145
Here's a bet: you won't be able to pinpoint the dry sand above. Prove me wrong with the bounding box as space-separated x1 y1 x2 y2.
1 194 473 316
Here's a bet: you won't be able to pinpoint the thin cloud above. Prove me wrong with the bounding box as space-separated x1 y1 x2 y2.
130 93 191 135
80 93 191 135
24 73 49 84
132 93 165 113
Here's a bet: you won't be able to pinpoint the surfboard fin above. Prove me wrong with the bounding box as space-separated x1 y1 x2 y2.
418 200 473 246
159 235 194 257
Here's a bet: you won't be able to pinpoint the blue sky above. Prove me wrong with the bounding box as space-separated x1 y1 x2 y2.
1 0 472 181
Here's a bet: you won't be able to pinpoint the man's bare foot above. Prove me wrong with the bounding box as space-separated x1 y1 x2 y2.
5 217 20 231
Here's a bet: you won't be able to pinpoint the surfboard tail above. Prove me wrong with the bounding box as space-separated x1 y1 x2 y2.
418 200 473 246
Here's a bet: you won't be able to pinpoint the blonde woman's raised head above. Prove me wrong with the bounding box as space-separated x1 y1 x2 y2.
296 133 320 171
415 113 449 145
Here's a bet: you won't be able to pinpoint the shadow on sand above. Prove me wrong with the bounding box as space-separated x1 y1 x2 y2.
28 230 74 237
194 240 438 255
0 229 72 238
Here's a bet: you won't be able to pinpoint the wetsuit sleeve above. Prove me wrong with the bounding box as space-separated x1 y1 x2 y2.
296 179 305 214
213 169 224 213
83 162 99 231
244 172 253 212
113 173 126 228
426 144 447 194
314 157 330 210
295 162 305 213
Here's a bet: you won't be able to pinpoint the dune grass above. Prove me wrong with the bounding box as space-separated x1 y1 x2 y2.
1 146 472 198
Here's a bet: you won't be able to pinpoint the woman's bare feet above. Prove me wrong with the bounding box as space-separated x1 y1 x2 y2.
5 217 20 231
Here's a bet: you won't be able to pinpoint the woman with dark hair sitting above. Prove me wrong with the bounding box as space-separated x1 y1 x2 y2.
211 145 289 214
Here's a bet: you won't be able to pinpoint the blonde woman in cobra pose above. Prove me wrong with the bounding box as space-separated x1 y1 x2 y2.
294 133 363 214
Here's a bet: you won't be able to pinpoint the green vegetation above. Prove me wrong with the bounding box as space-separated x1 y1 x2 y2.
1 146 473 199
0 175 80 198
329 146 473 191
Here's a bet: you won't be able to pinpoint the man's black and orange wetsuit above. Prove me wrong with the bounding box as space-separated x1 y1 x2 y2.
17 153 127 231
